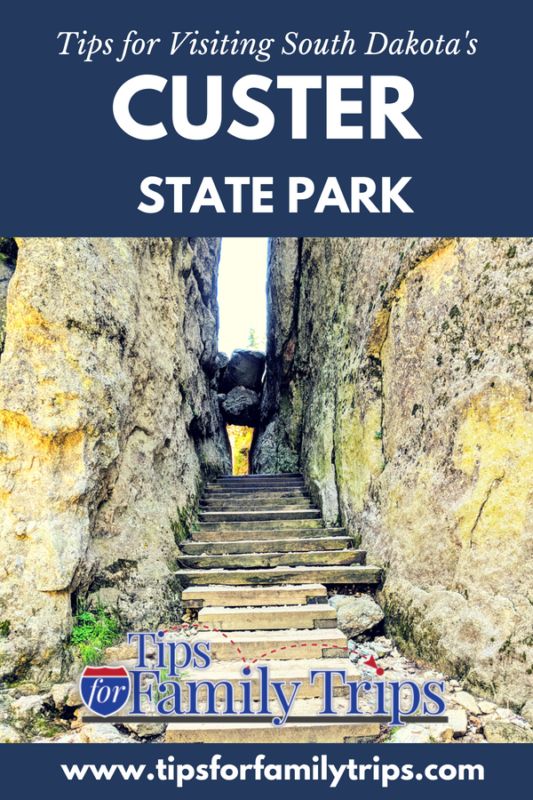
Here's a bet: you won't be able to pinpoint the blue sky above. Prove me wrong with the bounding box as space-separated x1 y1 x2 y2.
217 237 269 355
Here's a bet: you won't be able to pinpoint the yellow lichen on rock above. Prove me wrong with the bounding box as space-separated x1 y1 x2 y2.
335 392 383 515
0 237 230 684
394 240 458 307
257 236 533 706
453 384 532 548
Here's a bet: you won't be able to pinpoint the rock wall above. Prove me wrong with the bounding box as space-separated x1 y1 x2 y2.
0 238 17 354
0 237 230 683
254 237 533 709
251 238 303 473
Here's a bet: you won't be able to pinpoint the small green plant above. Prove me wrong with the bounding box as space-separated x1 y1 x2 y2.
247 327 259 348
382 725 401 742
374 430 383 440
71 605 121 665
0 619 10 637
32 717 65 739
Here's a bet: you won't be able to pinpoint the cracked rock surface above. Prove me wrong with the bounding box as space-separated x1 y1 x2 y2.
0 238 231 683
254 237 533 708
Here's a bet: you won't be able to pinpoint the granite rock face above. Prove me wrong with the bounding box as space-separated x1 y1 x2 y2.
254 237 533 708
0 238 17 354
0 237 230 683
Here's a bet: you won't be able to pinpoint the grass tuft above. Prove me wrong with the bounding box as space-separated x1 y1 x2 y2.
71 605 121 665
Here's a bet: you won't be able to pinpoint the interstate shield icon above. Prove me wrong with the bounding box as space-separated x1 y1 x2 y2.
79 665 131 717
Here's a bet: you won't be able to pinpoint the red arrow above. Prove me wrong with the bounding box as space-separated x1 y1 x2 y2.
364 655 385 676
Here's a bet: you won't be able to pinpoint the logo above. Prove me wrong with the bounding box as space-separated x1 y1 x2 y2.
79 665 131 717
78 632 447 726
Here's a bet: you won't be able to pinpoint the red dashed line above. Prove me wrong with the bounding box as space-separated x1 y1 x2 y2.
161 622 384 675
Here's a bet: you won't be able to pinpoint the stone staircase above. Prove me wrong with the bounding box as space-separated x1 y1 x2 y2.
168 473 382 743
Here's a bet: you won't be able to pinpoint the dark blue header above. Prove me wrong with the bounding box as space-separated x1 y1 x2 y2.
1 0 532 235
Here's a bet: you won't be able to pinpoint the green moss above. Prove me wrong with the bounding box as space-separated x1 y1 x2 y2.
0 619 10 637
170 503 199 545
32 717 65 739
381 726 401 742
383 592 442 666
274 443 300 473
506 245 517 259
71 605 121 665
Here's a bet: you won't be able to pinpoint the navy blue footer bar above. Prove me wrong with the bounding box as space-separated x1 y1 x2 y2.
0 743 531 798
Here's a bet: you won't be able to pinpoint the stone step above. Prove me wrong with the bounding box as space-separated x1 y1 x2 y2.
200 502 313 512
217 472 303 482
199 518 324 532
178 549 364 570
213 480 305 490
204 483 308 495
191 527 346 543
165 697 379 743
179 565 382 587
206 486 309 496
182 583 328 609
201 498 312 509
198 509 321 523
204 488 309 496
198 603 338 630
190 627 348 660
214 473 302 483
165 719 378 744
217 471 302 478
181 536 353 555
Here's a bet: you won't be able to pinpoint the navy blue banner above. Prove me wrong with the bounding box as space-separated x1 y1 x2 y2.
0 0 532 235
0 743 530 797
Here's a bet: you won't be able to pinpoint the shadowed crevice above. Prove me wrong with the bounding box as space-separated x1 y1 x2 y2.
0 237 18 357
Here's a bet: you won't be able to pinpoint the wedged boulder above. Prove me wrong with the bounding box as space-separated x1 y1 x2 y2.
220 349 265 393
221 387 261 426
329 594 384 638
215 352 229 371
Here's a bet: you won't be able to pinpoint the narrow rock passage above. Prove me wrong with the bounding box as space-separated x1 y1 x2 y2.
169 472 382 742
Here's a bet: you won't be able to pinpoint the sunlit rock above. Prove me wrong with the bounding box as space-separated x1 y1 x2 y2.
256 236 533 707
0 237 230 684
